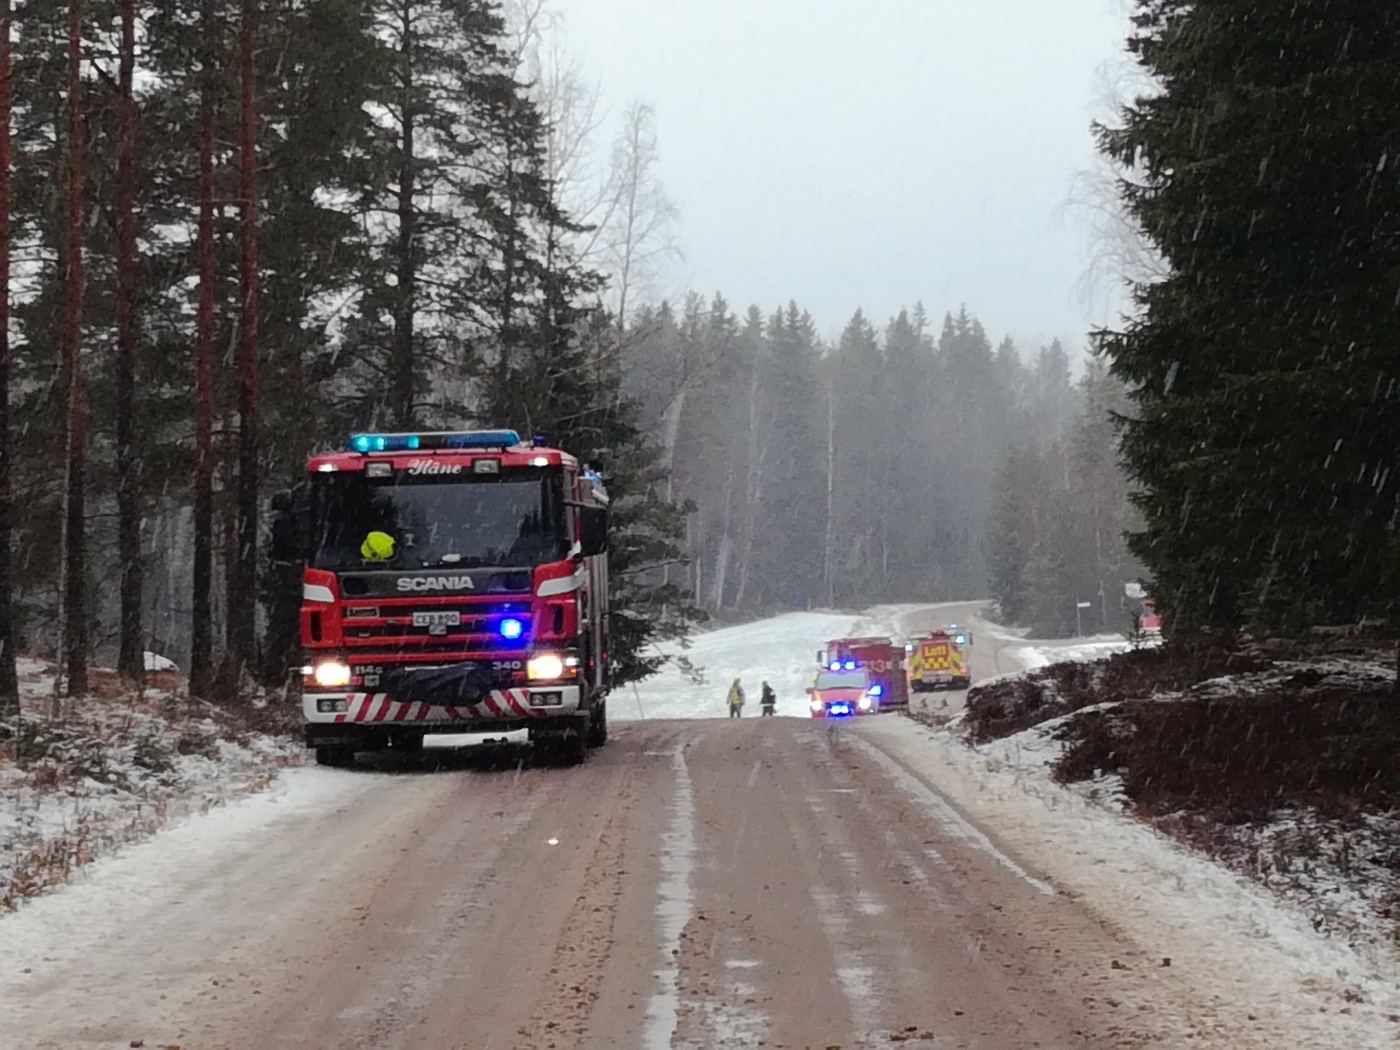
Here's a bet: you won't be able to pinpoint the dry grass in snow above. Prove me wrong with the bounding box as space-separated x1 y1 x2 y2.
1 657 300 910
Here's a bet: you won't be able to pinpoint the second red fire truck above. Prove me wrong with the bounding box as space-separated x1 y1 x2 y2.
816 636 909 711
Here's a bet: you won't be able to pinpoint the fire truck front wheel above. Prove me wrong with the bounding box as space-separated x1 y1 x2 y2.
586 699 608 748
530 715 590 766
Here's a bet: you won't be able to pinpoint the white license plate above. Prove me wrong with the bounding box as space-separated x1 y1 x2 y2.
413 611 461 628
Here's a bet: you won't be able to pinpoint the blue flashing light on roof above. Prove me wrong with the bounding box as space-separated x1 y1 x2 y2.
829 662 841 671
348 433 420 453
445 429 521 448
843 660 857 670
347 430 520 454
954 633 967 645
499 617 525 641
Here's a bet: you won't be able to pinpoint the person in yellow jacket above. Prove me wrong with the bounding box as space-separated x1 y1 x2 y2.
726 678 745 718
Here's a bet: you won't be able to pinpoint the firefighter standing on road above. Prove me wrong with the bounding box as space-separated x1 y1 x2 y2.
760 681 776 716
727 678 745 718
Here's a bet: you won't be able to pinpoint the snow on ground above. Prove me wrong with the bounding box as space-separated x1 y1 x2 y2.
0 767 369 967
620 611 862 721
1 665 300 910
1012 635 1145 670
855 714 1400 1049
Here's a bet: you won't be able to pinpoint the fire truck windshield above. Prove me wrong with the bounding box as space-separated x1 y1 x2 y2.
308 470 566 570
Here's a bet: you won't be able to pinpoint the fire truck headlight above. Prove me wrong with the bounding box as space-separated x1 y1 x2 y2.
810 699 824 713
528 653 566 681
313 660 352 688
857 696 873 712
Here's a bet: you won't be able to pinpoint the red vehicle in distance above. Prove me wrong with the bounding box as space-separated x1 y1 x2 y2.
806 668 881 718
817 636 908 711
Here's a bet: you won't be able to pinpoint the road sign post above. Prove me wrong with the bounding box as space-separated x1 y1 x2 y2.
1075 600 1092 637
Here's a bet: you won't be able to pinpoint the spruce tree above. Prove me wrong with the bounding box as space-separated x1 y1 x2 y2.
1098 1 1400 631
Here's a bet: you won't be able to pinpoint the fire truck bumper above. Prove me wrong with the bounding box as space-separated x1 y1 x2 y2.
302 685 583 745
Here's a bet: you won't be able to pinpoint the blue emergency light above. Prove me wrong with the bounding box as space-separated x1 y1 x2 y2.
499 617 525 641
844 660 856 670
955 633 967 645
347 430 522 453
829 702 853 717
868 683 883 697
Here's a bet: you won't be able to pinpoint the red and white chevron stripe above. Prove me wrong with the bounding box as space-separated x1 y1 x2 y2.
331 689 547 723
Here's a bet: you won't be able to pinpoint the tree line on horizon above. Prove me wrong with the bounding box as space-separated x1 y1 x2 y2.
622 296 1142 637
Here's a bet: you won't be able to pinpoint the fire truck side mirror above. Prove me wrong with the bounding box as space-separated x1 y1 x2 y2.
579 505 608 557
269 490 300 565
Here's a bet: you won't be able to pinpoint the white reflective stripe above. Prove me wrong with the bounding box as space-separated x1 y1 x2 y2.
536 571 584 598
303 583 335 603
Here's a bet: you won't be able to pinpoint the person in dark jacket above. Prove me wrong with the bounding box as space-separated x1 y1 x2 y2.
760 681 776 716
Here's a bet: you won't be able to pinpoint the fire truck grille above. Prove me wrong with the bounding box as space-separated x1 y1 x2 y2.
342 600 532 646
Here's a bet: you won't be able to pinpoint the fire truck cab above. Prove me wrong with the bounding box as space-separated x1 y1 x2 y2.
271 429 610 768
816 637 908 711
905 628 972 691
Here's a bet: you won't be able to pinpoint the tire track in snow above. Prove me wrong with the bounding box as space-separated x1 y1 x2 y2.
644 740 698 1049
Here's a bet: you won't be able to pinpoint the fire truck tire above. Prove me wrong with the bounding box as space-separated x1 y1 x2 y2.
314 746 356 768
586 700 608 748
530 718 589 766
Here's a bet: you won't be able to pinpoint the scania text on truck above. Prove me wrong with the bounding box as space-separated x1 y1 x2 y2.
816 636 909 711
270 429 611 768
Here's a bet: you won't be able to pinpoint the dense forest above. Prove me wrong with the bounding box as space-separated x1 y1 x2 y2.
0 0 702 712
4 0 1386 719
623 298 1140 636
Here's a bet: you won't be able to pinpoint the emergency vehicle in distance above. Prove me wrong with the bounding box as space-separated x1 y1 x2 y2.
270 429 611 768
816 636 908 710
905 627 972 692
807 664 882 717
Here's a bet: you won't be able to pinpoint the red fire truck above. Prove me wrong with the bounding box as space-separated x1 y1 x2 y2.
271 429 611 768
816 636 908 710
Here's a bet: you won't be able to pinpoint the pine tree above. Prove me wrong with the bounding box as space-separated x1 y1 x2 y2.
60 0 88 695
0 0 16 721
189 0 219 697
113 0 142 680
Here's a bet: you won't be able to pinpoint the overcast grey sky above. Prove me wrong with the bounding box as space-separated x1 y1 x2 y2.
559 0 1133 350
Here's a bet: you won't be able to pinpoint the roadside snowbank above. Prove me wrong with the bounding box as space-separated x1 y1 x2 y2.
856 714 1400 1049
0 662 300 910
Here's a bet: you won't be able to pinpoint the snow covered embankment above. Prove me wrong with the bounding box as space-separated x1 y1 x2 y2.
1 658 300 910
916 636 1400 1046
